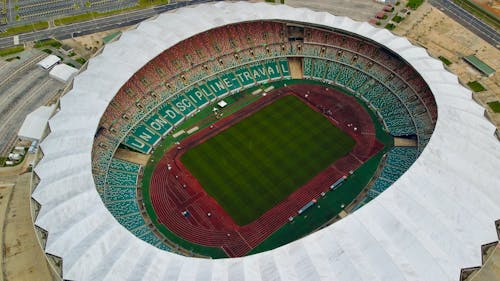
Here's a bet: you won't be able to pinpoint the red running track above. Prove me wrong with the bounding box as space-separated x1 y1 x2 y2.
149 84 383 257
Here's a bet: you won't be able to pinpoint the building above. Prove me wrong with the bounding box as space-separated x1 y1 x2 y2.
32 2 500 281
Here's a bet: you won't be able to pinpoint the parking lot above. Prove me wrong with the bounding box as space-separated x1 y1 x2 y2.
0 49 66 156
2 0 138 28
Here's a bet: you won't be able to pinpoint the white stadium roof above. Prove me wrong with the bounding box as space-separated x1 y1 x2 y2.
18 104 57 141
33 2 500 281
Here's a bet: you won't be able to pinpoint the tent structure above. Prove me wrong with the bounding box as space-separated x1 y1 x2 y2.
36 54 60 70
49 64 79 83
32 2 500 281
18 104 57 142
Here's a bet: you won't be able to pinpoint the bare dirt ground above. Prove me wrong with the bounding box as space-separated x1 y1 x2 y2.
114 148 150 165
472 0 500 18
61 27 132 59
393 2 500 131
0 155 54 281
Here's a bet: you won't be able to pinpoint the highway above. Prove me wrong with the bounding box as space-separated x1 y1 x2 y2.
0 59 63 156
0 0 221 49
429 0 499 49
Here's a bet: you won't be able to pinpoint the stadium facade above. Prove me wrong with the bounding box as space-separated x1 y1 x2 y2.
32 2 500 280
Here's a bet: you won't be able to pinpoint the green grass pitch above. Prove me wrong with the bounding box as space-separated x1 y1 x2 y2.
180 95 356 225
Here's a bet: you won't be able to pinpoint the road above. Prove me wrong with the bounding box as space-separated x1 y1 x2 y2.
429 0 500 49
0 0 222 49
0 51 63 156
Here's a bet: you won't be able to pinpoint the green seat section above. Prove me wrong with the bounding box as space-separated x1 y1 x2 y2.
117 213 146 230
234 66 255 86
279 58 290 77
171 94 196 116
131 123 161 147
130 225 151 237
105 186 137 201
220 72 242 92
143 113 172 136
303 57 313 77
106 200 140 217
139 231 163 246
249 63 270 83
264 60 281 79
185 87 209 108
312 59 327 79
198 83 217 101
206 77 229 97
122 135 152 154
157 103 184 125
347 72 369 91
107 170 138 186
155 243 172 252
325 61 341 81
109 158 141 173
336 65 356 86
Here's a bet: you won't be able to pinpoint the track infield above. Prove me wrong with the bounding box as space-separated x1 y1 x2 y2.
180 95 355 226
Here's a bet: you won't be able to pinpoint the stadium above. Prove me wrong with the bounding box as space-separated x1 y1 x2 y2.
31 2 499 280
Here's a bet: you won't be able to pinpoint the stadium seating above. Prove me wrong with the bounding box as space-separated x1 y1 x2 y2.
90 22 438 255
325 61 341 81
235 66 257 86
110 158 141 173
107 170 138 186
336 65 356 86
360 147 418 203
97 157 172 250
303 57 313 77
312 59 327 79
346 72 369 91
104 186 137 201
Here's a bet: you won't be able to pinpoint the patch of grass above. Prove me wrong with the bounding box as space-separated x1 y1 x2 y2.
381 14 388 20
76 57 86 64
5 56 21 62
66 62 76 68
137 0 169 6
376 21 382 26
487 101 500 113
248 146 388 255
392 15 404 23
385 23 396 30
0 21 49 37
34 39 62 48
467 81 486 92
0 45 24 57
452 0 499 30
438 56 452 66
68 51 76 57
42 49 52 54
181 95 355 225
407 0 424 10
55 0 169 26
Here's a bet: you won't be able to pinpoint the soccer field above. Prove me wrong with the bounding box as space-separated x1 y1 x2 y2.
181 95 355 225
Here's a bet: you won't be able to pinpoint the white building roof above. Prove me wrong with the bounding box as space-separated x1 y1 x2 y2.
49 64 79 83
36 54 60 70
18 104 57 141
33 2 500 281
